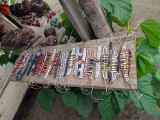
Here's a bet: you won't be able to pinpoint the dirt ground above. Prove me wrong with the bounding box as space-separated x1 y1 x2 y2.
2 0 160 120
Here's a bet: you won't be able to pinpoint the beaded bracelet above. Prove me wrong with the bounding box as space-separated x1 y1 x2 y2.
66 48 76 76
34 53 45 76
77 48 82 76
42 51 51 74
16 51 30 74
101 46 108 79
63 51 72 77
120 44 129 82
82 47 89 79
38 51 49 75
74 47 79 76
79 47 86 79
32 50 43 75
61 51 69 78
56 51 65 78
111 48 118 83
17 53 34 81
53 51 61 79
12 53 25 74
87 49 96 83
44 49 56 80
95 46 101 78
49 53 58 76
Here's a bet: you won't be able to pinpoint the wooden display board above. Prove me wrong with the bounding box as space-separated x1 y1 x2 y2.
9 34 137 90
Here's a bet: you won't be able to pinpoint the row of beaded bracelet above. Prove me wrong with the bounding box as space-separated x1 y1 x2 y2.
12 44 132 83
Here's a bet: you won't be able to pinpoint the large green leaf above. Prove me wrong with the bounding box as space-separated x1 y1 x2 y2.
157 98 160 108
98 91 128 120
0 52 9 66
62 91 78 109
130 74 158 117
140 19 160 48
136 53 153 78
76 93 94 119
100 0 132 25
60 12 68 20
112 91 128 114
37 89 56 112
136 37 144 47
151 75 160 94
155 70 160 80
153 53 160 64
137 43 158 56
98 94 114 120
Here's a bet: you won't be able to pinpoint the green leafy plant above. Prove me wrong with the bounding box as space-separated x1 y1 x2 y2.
100 0 132 31
60 12 81 44
0 50 21 66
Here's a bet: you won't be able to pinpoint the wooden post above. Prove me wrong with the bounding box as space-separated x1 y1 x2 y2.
78 0 112 39
59 0 94 41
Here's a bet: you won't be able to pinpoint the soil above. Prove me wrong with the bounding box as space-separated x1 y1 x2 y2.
2 0 160 120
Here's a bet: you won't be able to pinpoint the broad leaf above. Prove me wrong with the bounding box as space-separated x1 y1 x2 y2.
155 70 160 80
112 91 128 114
130 74 158 117
100 0 132 25
98 91 128 120
76 93 94 119
153 54 160 64
91 89 106 100
157 98 160 108
136 37 144 47
151 75 160 94
0 52 9 66
98 94 114 120
37 89 56 112
136 53 153 78
140 19 160 48
137 43 158 56
60 12 68 20
62 91 78 109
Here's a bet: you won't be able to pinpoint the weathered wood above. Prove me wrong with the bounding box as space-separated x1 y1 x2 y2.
10 34 137 90
0 81 27 120
78 0 112 38
1 16 18 30
59 0 93 40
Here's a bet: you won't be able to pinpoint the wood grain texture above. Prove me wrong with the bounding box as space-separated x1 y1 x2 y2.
0 81 27 120
59 0 93 40
78 0 112 38
10 34 137 90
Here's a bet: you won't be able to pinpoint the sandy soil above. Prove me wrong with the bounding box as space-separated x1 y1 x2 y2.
1 0 160 120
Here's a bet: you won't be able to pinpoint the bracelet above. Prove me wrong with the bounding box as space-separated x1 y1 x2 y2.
63 50 72 77
95 46 101 78
101 46 108 79
53 51 61 79
49 53 58 76
44 49 56 80
82 47 89 79
74 47 79 75
111 48 118 83
87 49 96 83
79 47 86 79
66 48 76 76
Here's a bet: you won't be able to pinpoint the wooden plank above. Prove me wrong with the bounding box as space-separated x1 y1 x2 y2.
0 81 28 120
78 0 112 38
10 34 137 90
59 0 94 40
1 16 18 30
